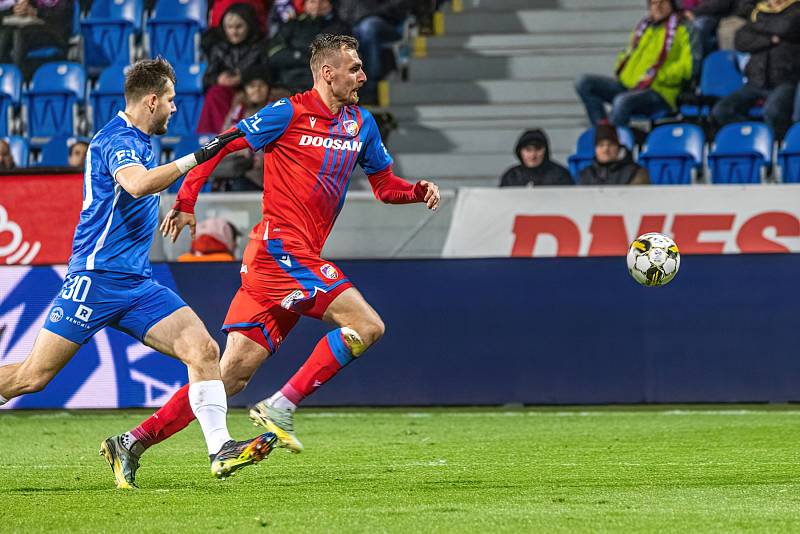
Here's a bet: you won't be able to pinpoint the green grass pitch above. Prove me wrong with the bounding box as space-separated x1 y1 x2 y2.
2 406 800 533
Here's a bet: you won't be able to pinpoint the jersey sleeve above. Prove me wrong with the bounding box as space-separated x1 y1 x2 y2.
358 111 393 175
103 131 147 179
237 98 295 151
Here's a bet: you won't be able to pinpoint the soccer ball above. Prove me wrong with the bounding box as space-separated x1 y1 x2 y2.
626 233 680 287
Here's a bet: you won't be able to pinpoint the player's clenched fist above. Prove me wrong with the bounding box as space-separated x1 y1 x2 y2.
418 180 440 211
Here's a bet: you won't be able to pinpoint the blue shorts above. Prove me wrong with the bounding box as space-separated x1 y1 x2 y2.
43 270 187 345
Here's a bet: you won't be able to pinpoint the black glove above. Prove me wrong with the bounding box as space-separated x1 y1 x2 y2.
193 129 246 164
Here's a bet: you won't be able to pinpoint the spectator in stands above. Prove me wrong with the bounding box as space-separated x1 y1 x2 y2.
683 0 756 59
338 0 413 104
0 139 15 169
711 0 800 140
578 125 650 185
0 0 74 80
222 64 272 130
268 0 351 93
177 217 240 262
197 3 268 134
499 129 573 187
574 0 693 126
68 139 88 169
209 0 270 35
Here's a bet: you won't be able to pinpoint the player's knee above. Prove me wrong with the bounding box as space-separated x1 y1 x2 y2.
347 318 384 352
17 367 52 394
187 336 220 368
223 373 248 397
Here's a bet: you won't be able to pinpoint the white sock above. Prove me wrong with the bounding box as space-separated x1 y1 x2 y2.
267 391 296 412
188 380 233 455
0 394 7 406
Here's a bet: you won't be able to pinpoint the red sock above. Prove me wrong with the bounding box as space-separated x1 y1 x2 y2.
130 384 196 449
281 329 354 405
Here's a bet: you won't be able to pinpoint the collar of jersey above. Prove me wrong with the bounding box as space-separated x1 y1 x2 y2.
309 88 351 124
116 111 152 141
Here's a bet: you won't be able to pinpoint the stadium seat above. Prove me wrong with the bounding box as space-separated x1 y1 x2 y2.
777 122 800 183
166 134 213 193
638 124 705 185
708 122 773 184
170 63 206 136
33 135 71 167
0 64 23 137
25 62 87 138
146 0 207 65
80 0 144 73
90 66 127 132
680 50 744 118
5 135 29 167
568 126 635 177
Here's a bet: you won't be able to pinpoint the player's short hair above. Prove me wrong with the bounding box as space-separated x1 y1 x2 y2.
124 57 176 102
309 34 360 73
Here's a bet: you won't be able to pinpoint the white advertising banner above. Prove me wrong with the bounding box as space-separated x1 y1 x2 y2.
443 185 800 257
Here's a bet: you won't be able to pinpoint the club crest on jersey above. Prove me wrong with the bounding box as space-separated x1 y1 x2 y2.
343 120 359 136
49 306 64 323
320 264 339 280
299 135 363 152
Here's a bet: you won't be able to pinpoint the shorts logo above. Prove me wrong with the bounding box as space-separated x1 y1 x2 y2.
49 306 64 323
240 264 248 274
343 120 359 137
281 289 305 310
75 304 93 322
320 264 338 280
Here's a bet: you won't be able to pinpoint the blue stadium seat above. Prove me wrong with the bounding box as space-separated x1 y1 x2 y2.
5 135 29 167
0 64 23 137
638 124 705 185
90 66 127 132
708 122 773 184
81 0 144 73
170 63 206 136
147 0 207 65
25 62 87 138
568 126 635 177
166 133 213 193
777 123 800 184
681 50 745 117
34 135 71 166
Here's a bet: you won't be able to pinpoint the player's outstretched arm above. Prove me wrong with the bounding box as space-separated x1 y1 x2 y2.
115 129 246 199
368 166 441 210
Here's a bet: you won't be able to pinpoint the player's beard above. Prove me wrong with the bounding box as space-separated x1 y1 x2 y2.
152 112 170 135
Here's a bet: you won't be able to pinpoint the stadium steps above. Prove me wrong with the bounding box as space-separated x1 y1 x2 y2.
386 0 643 187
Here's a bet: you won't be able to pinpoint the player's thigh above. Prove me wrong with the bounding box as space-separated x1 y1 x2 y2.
116 280 217 363
322 286 385 345
142 306 218 364
14 329 81 384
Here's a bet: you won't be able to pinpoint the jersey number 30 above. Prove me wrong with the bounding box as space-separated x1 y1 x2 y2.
61 275 92 303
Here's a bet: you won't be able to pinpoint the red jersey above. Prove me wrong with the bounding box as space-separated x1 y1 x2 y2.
175 89 425 254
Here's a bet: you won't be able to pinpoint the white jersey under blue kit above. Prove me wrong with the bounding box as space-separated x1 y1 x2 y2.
44 111 186 344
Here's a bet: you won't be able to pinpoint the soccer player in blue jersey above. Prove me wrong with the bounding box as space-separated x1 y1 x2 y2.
0 58 277 488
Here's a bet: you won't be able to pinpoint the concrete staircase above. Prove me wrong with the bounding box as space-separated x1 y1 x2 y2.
385 0 643 188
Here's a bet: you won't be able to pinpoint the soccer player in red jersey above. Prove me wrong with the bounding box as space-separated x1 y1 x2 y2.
104 34 440 487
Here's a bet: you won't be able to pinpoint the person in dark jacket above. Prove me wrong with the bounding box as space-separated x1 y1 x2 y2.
579 124 650 185
337 0 413 104
197 3 268 133
268 0 351 92
711 0 800 139
0 0 74 80
684 0 756 58
499 129 573 187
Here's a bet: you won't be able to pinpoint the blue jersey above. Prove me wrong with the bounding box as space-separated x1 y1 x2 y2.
68 111 160 278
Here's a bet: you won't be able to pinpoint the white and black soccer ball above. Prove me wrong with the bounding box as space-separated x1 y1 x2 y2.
626 232 680 287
